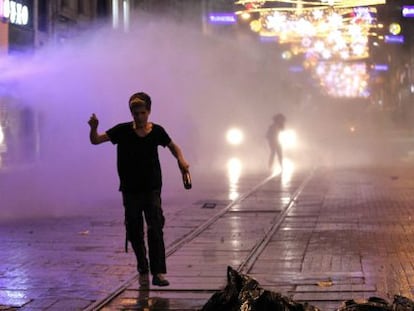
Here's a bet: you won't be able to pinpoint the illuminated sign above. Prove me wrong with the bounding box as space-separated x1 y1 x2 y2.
289 65 304 73
208 13 237 24
259 35 278 43
1 0 30 26
373 64 389 71
389 23 401 35
402 6 414 18
385 35 404 44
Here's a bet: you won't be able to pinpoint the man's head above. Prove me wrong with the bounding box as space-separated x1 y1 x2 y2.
129 92 152 127
129 92 152 112
273 113 285 124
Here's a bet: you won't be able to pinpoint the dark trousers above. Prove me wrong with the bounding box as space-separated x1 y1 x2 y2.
122 190 166 275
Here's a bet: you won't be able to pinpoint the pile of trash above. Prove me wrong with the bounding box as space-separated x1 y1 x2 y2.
201 266 414 311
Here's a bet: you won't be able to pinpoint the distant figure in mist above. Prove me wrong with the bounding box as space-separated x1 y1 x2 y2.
266 113 286 169
88 91 190 287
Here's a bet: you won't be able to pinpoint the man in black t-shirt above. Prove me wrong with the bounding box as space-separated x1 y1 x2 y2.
88 92 190 287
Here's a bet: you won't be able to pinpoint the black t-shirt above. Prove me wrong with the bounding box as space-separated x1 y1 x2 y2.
106 122 171 193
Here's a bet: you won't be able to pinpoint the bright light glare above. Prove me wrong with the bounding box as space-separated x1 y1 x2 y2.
229 189 239 201
271 164 282 177
241 12 251 20
227 157 242 183
281 158 295 186
226 128 244 145
227 157 242 200
314 61 369 97
241 5 378 62
279 129 297 149
0 125 4 145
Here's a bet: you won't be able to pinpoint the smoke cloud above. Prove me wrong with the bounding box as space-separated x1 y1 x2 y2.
0 11 401 220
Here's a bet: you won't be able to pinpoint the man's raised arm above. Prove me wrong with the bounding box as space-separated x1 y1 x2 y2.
88 113 110 145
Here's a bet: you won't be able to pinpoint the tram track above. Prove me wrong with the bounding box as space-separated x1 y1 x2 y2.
237 170 315 275
84 168 316 310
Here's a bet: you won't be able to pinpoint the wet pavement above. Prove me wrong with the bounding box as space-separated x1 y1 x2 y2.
2 128 414 310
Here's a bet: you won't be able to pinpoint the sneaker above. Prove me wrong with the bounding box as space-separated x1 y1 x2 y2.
152 274 169 286
139 273 149 287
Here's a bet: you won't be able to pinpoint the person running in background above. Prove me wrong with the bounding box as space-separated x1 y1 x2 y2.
88 91 190 287
266 113 286 170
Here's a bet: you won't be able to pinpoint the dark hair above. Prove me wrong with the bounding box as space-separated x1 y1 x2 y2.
273 113 285 123
129 92 152 110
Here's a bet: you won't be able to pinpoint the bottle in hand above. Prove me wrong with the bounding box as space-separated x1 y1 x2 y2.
182 171 192 190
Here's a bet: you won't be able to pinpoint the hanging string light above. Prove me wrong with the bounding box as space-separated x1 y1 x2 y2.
235 2 381 52
235 0 385 13
234 0 387 98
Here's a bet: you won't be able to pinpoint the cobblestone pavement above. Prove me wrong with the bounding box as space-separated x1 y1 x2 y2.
102 165 414 311
2 129 414 310
0 167 240 310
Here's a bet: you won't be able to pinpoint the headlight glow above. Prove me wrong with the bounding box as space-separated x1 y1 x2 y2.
226 128 244 145
279 129 297 149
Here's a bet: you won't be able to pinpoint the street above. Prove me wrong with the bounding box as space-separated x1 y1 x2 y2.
1 124 414 310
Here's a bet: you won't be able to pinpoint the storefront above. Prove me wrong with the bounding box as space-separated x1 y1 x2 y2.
0 0 34 53
0 88 39 169
0 1 38 169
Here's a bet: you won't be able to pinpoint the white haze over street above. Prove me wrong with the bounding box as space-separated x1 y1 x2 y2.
0 11 402 220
